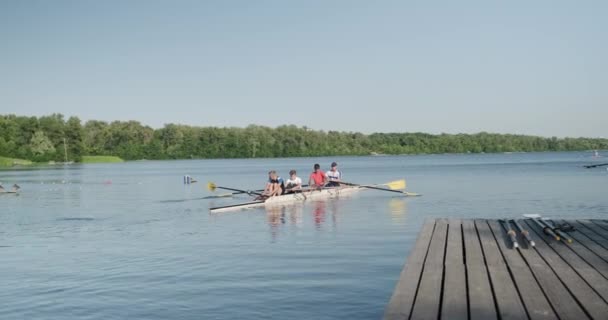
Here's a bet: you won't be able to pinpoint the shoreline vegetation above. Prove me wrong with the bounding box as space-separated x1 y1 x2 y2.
1 113 607 167
81 156 124 164
0 156 33 167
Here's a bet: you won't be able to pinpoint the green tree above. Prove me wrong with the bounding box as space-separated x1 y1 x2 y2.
30 131 56 160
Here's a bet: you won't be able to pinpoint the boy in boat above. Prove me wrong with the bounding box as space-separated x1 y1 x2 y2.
261 170 284 198
285 170 302 193
308 163 327 189
325 162 341 187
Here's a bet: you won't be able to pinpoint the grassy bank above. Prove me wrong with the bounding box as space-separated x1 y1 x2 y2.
0 156 33 167
81 156 124 163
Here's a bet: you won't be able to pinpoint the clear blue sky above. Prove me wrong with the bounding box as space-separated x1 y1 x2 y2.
1 1 606 137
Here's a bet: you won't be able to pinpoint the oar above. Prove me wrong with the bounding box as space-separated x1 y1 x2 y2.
584 162 608 168
340 180 421 196
500 219 519 249
201 193 236 199
377 179 406 190
542 219 573 244
512 219 535 247
529 218 560 241
207 182 263 196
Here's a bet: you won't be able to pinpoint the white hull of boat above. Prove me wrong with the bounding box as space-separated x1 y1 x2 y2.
210 186 364 213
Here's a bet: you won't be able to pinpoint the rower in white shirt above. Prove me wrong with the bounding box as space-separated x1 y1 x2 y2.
285 169 303 193
325 162 341 187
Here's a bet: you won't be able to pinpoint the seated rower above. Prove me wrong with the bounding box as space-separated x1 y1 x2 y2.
325 162 341 187
285 170 302 193
308 163 327 189
260 170 284 199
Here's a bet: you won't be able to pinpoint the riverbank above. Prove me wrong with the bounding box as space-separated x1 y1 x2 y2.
81 156 124 163
0 156 33 167
0 155 124 167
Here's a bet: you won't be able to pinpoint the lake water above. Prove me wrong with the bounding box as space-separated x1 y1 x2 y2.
1 152 607 319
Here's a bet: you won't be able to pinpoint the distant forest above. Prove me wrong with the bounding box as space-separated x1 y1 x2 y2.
1 114 607 162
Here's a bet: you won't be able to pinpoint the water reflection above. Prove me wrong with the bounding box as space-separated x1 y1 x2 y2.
266 205 286 242
388 198 408 224
312 200 326 228
264 199 345 241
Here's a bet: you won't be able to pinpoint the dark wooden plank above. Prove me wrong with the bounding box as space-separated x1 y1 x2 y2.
565 220 608 258
554 220 608 279
462 220 497 320
590 220 608 232
441 219 467 320
445 218 464 265
463 219 485 265
385 220 436 320
476 220 528 320
578 220 608 242
487 220 557 320
526 220 608 307
520 220 592 319
411 219 448 320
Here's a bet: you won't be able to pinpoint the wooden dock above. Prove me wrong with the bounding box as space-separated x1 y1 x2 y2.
385 219 608 320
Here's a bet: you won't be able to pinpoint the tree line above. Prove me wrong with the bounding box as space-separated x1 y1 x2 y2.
1 113 606 162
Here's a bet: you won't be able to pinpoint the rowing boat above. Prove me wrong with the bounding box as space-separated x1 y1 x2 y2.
209 186 364 213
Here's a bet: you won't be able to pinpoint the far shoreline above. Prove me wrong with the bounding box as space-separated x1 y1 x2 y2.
1 149 604 169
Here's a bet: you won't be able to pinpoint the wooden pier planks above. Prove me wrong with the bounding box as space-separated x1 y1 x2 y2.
385 219 608 320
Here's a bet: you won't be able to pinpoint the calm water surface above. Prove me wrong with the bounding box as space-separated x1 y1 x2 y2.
1 152 607 319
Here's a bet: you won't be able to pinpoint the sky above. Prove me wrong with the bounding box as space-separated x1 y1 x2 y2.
0 1 606 137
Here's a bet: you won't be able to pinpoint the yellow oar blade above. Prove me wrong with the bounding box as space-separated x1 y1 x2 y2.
207 182 217 192
384 179 406 190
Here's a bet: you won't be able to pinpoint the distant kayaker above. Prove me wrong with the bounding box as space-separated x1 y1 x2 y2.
308 163 327 188
325 162 341 187
285 170 303 193
261 170 284 198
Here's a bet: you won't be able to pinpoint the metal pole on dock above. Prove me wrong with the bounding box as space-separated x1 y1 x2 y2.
511 219 535 247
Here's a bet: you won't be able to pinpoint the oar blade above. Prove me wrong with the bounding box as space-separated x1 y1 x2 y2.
384 179 406 190
207 182 217 192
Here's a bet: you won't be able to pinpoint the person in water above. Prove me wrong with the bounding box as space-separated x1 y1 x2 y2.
308 163 327 188
325 162 341 187
262 170 284 198
285 169 302 193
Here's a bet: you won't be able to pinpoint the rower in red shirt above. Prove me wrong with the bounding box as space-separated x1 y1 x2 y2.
308 163 327 188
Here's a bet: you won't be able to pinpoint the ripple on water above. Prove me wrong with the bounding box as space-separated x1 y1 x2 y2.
56 218 96 221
